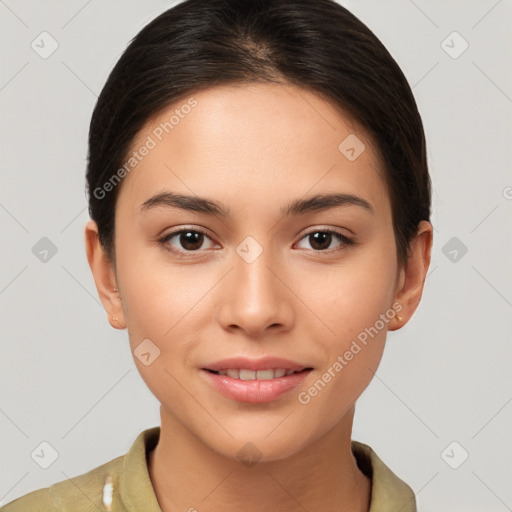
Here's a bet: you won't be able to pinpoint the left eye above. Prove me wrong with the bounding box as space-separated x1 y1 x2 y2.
296 230 354 252
159 229 216 253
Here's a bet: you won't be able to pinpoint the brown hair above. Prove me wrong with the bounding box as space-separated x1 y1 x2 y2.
86 0 431 267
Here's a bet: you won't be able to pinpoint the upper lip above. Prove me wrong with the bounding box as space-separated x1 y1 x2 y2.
203 357 311 372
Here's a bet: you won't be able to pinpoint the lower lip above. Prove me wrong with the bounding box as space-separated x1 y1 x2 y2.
201 369 312 403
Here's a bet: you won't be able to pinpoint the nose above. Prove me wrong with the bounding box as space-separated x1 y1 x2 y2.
215 244 294 337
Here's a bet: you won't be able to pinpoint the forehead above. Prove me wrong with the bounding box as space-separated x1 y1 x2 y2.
116 82 390 219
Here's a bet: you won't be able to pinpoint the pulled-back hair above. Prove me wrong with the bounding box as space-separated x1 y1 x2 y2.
86 0 431 267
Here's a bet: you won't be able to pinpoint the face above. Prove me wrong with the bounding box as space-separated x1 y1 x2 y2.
87 82 430 461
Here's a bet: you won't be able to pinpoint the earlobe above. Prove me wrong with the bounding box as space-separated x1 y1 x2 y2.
84 219 127 330
389 220 433 331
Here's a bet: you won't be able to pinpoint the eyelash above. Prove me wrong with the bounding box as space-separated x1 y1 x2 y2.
158 227 355 256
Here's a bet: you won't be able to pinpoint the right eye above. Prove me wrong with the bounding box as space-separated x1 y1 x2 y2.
158 227 218 255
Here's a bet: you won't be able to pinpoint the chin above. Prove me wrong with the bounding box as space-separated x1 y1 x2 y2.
194 412 329 464
206 431 310 464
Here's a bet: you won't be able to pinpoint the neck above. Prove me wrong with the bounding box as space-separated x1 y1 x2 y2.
148 406 371 512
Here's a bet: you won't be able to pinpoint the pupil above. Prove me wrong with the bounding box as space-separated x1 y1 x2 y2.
181 231 203 250
311 232 331 250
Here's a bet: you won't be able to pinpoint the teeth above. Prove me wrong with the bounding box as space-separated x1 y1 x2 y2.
214 368 302 380
227 368 240 379
256 369 274 380
240 369 256 380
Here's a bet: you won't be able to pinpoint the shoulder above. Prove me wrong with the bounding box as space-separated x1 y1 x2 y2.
351 440 417 512
0 427 160 512
0 455 124 512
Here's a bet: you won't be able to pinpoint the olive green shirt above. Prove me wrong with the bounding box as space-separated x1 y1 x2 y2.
1 426 417 511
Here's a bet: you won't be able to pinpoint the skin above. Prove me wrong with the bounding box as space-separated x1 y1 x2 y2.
85 82 432 512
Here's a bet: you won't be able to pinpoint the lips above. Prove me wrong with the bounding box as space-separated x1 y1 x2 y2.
201 356 313 403
203 356 310 373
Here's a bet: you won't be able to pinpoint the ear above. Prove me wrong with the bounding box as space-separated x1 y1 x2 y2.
389 220 433 331
84 219 127 330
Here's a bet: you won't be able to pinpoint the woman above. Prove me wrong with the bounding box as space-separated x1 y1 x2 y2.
1 0 432 510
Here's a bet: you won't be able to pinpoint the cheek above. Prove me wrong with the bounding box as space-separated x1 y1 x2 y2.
116 238 208 337
306 240 398 338
116 248 214 376
298 233 398 393
296 274 394 426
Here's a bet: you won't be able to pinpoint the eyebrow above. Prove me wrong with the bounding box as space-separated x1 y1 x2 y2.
139 191 374 217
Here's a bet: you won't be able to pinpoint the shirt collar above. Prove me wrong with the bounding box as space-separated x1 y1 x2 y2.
352 440 417 512
118 426 162 511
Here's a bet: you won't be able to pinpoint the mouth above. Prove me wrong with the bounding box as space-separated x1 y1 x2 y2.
200 362 314 403
204 368 312 380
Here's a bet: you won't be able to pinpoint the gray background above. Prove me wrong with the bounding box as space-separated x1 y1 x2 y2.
1 1 511 510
